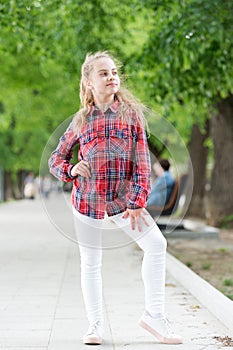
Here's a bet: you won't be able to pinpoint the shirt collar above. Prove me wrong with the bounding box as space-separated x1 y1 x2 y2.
109 99 119 113
90 98 119 116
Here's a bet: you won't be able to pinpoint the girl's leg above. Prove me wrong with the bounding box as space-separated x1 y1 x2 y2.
110 210 183 344
73 209 104 327
110 209 167 317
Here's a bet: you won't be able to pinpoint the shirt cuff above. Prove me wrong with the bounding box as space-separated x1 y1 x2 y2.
127 183 148 209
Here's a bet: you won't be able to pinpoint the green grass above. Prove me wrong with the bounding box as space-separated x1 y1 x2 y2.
220 214 233 229
201 263 212 270
218 247 228 253
225 294 233 300
185 261 193 268
223 279 233 287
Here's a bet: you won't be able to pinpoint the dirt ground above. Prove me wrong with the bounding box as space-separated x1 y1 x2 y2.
167 229 233 300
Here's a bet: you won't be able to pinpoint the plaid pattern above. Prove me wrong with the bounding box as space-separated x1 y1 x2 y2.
49 100 151 219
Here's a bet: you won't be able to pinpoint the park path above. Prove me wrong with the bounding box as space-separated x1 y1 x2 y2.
0 193 231 349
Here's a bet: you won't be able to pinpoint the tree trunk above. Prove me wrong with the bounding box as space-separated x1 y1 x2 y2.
207 95 233 226
13 170 25 199
186 122 209 218
4 170 15 201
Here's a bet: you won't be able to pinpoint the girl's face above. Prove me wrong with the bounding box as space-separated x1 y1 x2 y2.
87 57 120 104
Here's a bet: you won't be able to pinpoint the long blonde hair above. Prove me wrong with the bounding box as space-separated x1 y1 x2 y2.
75 51 149 131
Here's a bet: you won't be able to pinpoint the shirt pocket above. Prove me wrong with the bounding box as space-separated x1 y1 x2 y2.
80 131 98 158
109 128 130 154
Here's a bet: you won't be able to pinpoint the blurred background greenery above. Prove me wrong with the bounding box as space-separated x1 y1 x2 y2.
0 0 232 227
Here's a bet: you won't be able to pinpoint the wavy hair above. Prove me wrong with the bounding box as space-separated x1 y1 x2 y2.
74 51 149 132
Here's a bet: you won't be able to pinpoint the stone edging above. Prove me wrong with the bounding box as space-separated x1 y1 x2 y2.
166 252 233 332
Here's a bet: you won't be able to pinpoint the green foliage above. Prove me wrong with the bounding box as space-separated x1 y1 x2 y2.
138 0 233 125
0 0 148 176
0 52 77 172
0 0 139 66
1 0 232 202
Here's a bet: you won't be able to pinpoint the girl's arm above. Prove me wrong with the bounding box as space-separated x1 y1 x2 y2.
127 123 151 209
48 120 79 182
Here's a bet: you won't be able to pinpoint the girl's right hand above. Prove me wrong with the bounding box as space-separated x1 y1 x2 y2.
71 160 91 178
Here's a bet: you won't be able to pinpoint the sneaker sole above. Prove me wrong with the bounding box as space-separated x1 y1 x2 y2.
83 336 102 345
139 319 183 344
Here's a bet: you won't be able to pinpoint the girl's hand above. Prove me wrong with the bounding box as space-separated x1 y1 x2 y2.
71 161 91 178
122 208 149 232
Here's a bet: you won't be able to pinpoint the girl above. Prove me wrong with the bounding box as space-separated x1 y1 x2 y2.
49 51 182 345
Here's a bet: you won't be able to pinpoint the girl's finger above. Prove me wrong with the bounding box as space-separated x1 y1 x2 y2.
141 215 150 227
83 162 91 177
136 216 142 232
83 161 90 169
78 163 91 178
84 168 91 177
130 216 135 230
122 211 129 219
83 170 91 178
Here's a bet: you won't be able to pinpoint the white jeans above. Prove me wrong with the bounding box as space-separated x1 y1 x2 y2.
73 208 167 326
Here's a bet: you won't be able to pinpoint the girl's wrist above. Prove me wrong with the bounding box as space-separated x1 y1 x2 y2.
69 165 77 178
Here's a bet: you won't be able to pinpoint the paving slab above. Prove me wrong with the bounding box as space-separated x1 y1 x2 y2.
0 194 231 349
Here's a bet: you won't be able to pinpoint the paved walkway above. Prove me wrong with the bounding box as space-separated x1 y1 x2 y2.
0 193 232 349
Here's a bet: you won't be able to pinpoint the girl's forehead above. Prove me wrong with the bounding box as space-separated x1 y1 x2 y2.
92 57 116 71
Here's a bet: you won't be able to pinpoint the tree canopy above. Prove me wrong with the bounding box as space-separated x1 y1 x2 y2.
139 0 233 120
0 0 232 225
0 0 148 172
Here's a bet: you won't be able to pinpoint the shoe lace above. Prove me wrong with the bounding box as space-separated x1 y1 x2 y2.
162 317 173 335
87 321 102 336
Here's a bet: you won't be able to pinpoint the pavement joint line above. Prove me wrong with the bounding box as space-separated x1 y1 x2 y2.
47 244 71 348
103 292 116 350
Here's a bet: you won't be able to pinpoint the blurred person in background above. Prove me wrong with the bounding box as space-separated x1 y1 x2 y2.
147 159 175 208
24 172 36 200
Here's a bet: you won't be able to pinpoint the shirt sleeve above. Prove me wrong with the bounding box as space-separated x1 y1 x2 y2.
127 122 151 209
48 119 79 182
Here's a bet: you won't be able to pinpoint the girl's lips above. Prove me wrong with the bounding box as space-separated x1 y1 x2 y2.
107 83 117 86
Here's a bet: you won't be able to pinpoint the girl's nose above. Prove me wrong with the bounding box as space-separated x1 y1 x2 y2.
108 73 114 80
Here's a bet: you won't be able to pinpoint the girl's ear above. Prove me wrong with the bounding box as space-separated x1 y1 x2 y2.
86 80 93 90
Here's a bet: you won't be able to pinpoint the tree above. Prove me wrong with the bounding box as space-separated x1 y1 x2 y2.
137 0 233 225
0 0 149 199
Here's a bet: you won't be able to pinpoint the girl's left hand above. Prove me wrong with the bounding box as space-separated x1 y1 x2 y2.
122 208 149 232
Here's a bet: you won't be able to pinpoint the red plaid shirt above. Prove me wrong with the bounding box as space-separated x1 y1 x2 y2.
49 100 151 219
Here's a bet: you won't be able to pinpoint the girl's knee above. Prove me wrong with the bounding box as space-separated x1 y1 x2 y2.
138 226 167 253
160 234 167 251
151 233 167 252
79 246 102 268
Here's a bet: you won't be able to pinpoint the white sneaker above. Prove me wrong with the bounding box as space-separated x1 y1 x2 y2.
139 311 183 344
83 321 103 345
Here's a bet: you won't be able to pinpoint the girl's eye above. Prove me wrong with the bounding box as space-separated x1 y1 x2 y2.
99 71 118 77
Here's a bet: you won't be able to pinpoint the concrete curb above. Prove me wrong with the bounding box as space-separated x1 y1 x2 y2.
163 229 219 239
157 217 220 239
166 252 233 333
